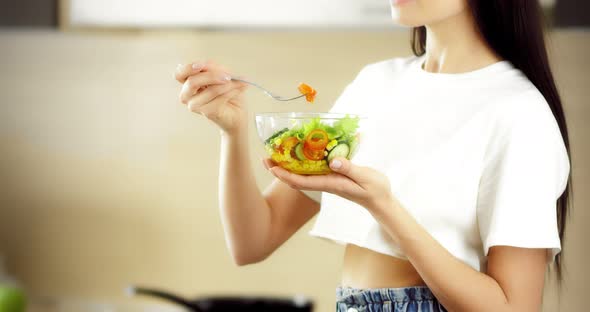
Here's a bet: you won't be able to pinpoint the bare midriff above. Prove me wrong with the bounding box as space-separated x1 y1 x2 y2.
340 244 427 289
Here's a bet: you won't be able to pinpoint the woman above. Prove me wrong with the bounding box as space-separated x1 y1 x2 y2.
174 0 573 310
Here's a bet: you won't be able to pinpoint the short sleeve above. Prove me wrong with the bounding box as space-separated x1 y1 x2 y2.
476 92 570 265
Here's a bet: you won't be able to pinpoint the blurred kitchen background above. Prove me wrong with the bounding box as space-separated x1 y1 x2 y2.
0 0 588 311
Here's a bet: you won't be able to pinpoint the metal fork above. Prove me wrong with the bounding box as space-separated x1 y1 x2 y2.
231 77 306 101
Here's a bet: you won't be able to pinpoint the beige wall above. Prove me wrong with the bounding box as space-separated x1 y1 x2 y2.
0 29 588 311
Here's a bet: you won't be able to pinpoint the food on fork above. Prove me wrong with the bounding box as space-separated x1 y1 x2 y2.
298 83 317 103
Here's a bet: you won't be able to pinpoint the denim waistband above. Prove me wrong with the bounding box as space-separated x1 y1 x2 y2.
336 285 437 305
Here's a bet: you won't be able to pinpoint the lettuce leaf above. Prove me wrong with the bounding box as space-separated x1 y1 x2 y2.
331 115 360 142
265 115 360 147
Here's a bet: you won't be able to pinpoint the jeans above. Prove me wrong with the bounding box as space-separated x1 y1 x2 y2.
336 285 447 312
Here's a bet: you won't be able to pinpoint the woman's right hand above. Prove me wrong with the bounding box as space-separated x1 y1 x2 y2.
174 61 249 136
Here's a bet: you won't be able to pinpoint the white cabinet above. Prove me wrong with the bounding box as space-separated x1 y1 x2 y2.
69 0 396 28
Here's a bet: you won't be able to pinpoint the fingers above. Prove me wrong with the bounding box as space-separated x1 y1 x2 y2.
174 60 230 83
269 166 307 189
175 60 220 83
329 157 365 182
186 82 237 111
179 71 233 104
261 158 277 170
191 87 244 119
175 62 206 83
268 166 340 192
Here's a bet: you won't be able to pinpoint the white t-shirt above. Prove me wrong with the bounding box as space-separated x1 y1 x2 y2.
302 55 570 273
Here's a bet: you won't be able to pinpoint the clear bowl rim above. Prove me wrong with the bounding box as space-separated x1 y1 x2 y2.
254 112 367 119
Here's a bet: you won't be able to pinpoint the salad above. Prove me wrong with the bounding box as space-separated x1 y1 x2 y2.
264 115 361 175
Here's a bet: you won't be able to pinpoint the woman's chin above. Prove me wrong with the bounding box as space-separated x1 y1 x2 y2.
390 10 426 27
390 3 430 28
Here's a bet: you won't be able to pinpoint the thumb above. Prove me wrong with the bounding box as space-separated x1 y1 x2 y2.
329 157 365 181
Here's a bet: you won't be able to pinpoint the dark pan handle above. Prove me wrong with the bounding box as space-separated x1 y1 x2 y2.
128 285 314 312
128 286 200 311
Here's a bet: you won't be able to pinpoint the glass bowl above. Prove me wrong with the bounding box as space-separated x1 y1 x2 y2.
255 112 365 175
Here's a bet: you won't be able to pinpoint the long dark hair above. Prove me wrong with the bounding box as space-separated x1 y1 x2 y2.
411 0 573 284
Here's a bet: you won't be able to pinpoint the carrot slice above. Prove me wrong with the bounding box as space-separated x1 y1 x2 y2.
305 129 329 151
298 83 317 103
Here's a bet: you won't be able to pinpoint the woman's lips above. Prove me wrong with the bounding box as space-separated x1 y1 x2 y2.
391 0 413 6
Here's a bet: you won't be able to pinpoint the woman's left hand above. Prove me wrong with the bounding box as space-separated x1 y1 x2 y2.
263 157 398 212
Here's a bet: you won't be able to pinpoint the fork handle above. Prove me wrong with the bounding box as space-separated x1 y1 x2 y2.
231 77 266 92
230 77 306 101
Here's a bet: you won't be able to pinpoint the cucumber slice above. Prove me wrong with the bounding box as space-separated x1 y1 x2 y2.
294 143 307 161
327 144 350 162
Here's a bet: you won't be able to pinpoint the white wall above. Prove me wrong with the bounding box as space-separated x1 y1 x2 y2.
69 0 394 28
